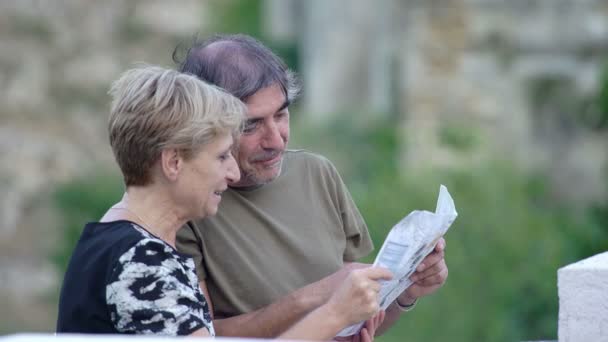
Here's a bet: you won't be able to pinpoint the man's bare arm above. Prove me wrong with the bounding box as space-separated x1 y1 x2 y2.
210 280 316 337
279 267 392 341
207 263 367 337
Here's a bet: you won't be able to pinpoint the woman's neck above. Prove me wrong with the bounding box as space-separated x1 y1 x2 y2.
104 188 186 248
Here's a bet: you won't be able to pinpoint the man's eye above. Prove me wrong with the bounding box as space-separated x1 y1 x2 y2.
242 121 259 133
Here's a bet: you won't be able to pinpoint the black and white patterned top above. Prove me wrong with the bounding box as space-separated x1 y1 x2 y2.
57 220 214 336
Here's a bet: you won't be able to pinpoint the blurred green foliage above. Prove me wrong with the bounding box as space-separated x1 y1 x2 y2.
208 0 264 39
51 173 123 274
595 61 608 129
439 121 479 151
206 0 299 72
294 113 607 342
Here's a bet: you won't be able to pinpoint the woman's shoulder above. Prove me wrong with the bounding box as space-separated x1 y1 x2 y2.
61 221 157 295
119 232 178 266
112 224 194 275
80 220 148 252
72 221 163 271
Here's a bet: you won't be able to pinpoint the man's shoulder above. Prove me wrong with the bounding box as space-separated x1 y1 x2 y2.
285 149 335 170
283 149 343 183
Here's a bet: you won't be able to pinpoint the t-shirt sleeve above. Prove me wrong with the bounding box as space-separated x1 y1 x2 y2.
325 158 374 261
176 222 207 280
106 239 212 336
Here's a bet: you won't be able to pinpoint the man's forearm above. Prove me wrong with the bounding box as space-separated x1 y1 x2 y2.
279 302 347 341
213 263 364 337
213 282 323 337
214 289 315 337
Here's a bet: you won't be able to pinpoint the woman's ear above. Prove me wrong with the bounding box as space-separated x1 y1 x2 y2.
160 148 183 182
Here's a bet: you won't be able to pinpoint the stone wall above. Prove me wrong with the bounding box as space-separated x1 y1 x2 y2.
271 0 608 204
0 0 206 331
399 0 608 205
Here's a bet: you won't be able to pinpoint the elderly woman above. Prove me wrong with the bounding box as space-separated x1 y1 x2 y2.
56 65 391 339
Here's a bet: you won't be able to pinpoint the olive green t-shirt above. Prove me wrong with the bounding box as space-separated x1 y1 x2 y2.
176 150 373 318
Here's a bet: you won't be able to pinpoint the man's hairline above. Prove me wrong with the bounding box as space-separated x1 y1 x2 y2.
242 85 291 120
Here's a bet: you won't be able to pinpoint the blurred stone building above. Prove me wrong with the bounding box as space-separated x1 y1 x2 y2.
267 0 608 204
0 0 207 331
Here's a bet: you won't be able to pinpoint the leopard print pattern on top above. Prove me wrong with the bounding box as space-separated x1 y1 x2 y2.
106 224 214 336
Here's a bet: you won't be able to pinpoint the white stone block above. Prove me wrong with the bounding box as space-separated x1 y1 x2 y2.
558 251 608 342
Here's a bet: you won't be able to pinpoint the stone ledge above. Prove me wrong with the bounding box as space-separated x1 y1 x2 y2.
558 252 608 342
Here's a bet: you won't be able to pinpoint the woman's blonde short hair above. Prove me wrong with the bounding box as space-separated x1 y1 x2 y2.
108 65 245 186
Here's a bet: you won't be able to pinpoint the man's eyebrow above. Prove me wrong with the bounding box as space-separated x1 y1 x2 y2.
245 99 291 123
277 99 290 113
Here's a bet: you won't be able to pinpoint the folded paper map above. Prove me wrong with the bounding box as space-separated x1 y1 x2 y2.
337 185 458 337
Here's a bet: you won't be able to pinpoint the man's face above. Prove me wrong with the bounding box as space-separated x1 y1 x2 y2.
230 83 290 188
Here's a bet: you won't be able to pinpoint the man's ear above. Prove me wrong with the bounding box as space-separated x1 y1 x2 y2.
160 148 183 182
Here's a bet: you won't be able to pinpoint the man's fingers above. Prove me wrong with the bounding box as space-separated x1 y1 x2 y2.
416 249 445 272
435 237 446 252
370 311 381 333
376 310 385 327
412 258 447 282
414 267 448 286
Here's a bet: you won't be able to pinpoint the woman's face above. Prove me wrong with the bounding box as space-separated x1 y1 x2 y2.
179 133 240 219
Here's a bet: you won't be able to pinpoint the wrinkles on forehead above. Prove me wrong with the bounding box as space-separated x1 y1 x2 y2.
245 88 290 121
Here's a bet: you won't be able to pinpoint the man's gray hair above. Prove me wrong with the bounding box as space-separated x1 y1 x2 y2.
173 34 300 104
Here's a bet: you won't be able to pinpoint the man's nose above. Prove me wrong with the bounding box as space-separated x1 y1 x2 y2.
261 121 285 150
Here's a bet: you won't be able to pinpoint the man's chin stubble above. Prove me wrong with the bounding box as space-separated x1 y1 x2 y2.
238 162 282 187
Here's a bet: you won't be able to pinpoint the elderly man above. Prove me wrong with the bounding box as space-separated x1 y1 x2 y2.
175 34 448 339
